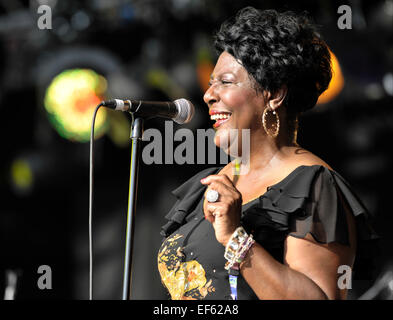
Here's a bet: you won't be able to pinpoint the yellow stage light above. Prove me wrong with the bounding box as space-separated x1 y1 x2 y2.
11 159 33 192
317 49 345 105
44 69 108 142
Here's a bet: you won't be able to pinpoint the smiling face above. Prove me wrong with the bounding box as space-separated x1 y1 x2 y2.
203 51 267 156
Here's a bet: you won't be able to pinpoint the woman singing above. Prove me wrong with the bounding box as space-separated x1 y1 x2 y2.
157 7 378 300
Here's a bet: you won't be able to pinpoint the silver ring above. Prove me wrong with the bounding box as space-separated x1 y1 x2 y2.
206 189 219 203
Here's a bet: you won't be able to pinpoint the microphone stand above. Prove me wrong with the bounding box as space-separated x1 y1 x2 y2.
122 117 144 300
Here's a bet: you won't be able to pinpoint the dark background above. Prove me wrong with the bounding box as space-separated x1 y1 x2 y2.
0 0 392 300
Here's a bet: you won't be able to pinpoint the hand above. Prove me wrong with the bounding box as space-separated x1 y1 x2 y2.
200 174 242 246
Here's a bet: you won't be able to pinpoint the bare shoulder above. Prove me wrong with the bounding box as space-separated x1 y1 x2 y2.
286 146 333 171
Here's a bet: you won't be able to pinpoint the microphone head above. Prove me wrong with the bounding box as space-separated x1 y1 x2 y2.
173 99 194 124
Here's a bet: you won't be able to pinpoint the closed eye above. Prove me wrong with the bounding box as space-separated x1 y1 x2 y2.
208 80 232 86
208 76 235 88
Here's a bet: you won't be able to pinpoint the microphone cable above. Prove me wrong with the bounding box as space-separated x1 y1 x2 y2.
89 102 104 300
89 103 137 300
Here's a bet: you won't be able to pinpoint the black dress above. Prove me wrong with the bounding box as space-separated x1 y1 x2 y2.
158 165 378 300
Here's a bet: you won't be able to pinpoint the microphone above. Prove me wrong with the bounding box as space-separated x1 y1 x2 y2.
101 98 194 124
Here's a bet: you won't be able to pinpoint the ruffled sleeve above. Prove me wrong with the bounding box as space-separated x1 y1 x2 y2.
288 166 378 243
241 165 379 278
160 167 221 237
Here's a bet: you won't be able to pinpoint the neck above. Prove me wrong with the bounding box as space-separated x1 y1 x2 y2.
234 119 297 176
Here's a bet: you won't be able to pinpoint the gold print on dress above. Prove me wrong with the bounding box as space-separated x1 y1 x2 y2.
157 234 215 300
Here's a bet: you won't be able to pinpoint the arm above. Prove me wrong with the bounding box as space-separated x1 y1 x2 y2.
201 174 356 300
239 233 354 299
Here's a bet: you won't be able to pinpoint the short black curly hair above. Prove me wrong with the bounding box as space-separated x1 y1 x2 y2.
214 7 332 115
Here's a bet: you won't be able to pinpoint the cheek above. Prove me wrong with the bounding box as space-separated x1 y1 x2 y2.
220 87 265 129
220 89 249 109
222 89 262 117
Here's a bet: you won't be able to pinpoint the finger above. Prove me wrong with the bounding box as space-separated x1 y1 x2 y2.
205 203 226 216
201 174 236 189
204 203 226 223
204 204 217 223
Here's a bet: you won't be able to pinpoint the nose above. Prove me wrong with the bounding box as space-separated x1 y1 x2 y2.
203 82 218 107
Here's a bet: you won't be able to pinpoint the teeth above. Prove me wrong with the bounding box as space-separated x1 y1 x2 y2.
210 113 231 121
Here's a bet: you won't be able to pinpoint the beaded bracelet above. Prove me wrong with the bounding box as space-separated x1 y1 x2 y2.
223 226 255 300
224 227 255 267
224 230 255 271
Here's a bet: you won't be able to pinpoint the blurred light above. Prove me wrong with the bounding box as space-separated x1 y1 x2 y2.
196 48 214 93
386 0 393 16
345 122 373 151
141 38 161 61
146 69 186 99
120 4 135 21
44 68 108 142
171 0 194 10
383 73 393 96
317 49 344 105
9 148 83 197
10 159 33 193
37 0 58 6
71 10 91 31
172 62 196 93
4 270 19 300
365 83 384 100
52 17 70 37
369 0 393 29
107 110 131 148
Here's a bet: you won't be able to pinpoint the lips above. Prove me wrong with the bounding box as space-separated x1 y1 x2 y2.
209 110 232 128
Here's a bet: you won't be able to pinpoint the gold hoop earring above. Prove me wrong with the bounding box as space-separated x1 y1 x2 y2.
262 105 280 138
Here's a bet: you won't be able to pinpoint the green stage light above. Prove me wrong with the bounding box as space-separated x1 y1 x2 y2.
44 68 108 142
10 158 33 192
